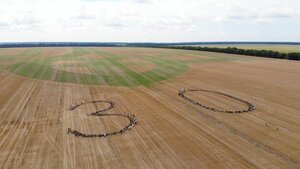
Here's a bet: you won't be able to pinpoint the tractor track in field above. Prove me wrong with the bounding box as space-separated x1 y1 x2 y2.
67 100 138 138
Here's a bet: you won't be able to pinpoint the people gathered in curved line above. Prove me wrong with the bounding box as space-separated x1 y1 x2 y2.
178 89 256 113
67 99 138 138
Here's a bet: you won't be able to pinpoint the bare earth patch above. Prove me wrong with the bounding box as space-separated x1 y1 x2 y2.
175 55 210 60
52 60 92 75
39 47 73 58
62 67 92 75
127 64 155 73
52 60 84 65
80 53 104 59
0 60 24 67
0 48 27 56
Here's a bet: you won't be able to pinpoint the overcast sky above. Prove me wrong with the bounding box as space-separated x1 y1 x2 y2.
0 0 299 42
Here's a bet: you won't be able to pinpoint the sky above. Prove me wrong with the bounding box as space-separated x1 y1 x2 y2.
0 0 299 42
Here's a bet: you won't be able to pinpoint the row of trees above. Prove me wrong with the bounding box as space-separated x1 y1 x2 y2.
160 46 300 61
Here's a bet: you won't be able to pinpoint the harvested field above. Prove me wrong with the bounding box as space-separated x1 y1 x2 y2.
0 47 300 169
38 47 73 58
0 48 28 56
80 53 104 59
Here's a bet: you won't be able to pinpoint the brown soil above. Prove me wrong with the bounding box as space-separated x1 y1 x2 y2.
0 48 28 56
52 60 92 75
61 67 92 75
0 48 300 169
38 47 73 58
80 54 104 59
175 55 209 60
52 60 84 65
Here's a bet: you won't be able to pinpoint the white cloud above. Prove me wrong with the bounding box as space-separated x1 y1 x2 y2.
0 0 299 41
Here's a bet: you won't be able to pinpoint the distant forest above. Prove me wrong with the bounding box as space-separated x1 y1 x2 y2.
0 42 299 61
159 46 300 61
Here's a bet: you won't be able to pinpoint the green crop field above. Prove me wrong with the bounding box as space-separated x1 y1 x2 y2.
0 48 245 87
0 47 244 87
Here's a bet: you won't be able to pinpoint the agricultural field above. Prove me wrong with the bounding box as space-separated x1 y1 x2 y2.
0 47 300 169
197 44 300 53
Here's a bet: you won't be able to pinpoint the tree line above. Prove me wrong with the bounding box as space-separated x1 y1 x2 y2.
158 46 300 61
0 42 299 61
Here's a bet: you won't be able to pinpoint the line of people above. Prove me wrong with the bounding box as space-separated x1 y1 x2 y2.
67 99 138 138
178 89 256 113
67 113 138 138
69 100 115 112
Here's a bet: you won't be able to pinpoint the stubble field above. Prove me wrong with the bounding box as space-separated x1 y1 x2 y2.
0 47 300 169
